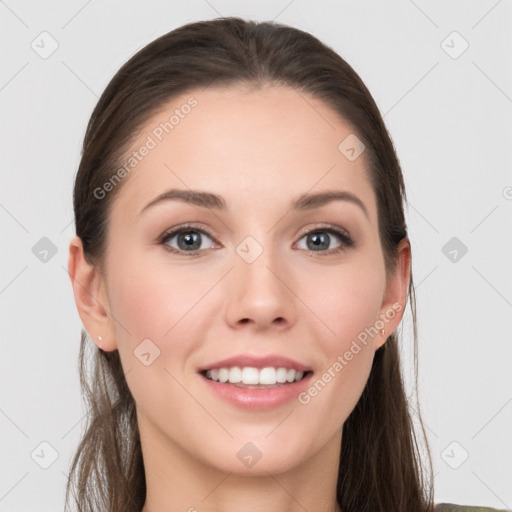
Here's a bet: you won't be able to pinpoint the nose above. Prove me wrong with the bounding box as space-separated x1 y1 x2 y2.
224 243 296 332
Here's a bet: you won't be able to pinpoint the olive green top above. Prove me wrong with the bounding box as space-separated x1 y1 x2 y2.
435 503 511 512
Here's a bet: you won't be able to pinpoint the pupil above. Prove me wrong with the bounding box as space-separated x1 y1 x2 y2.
180 231 200 250
310 232 328 250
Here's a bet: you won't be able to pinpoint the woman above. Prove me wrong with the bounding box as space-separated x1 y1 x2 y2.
66 17 507 512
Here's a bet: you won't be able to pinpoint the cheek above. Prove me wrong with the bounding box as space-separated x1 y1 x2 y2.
107 256 205 343
296 257 384 412
106 259 204 411
304 257 385 352
105 253 218 403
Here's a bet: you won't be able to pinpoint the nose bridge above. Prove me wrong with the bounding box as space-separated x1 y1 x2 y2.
234 231 285 295
226 229 295 328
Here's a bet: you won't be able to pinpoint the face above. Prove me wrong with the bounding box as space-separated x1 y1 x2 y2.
70 84 409 476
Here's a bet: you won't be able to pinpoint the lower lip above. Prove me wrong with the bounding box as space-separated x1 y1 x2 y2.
199 372 313 410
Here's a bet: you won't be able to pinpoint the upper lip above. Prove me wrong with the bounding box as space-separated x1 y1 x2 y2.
198 354 312 373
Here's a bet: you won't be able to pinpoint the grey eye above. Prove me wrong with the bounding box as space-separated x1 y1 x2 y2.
162 229 214 252
296 230 344 252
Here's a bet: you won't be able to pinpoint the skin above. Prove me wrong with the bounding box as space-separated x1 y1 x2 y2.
68 84 410 512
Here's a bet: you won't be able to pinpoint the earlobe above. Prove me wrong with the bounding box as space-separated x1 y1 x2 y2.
376 238 411 348
67 236 117 351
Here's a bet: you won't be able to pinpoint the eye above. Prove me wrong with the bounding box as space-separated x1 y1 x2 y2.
158 223 354 256
295 225 354 255
158 224 217 254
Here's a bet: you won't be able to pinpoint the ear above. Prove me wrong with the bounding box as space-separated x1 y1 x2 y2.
374 237 411 350
67 235 117 351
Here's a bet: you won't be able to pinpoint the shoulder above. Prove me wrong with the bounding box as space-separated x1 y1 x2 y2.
435 503 511 512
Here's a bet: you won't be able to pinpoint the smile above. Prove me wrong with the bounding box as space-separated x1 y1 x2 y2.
202 366 309 386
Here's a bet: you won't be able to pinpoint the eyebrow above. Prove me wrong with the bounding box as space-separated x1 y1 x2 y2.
140 188 369 218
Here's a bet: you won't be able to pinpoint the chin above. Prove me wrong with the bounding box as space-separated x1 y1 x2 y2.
195 436 312 476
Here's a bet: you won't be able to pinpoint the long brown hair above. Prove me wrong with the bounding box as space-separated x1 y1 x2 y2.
66 17 434 512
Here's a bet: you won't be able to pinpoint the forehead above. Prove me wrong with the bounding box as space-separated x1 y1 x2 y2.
109 84 377 223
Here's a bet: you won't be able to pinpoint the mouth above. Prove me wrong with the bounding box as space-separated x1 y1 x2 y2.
200 367 313 389
197 354 314 409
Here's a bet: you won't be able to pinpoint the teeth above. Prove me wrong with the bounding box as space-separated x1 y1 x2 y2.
242 367 259 385
218 368 229 383
228 367 242 383
259 367 276 385
204 366 307 385
276 367 288 383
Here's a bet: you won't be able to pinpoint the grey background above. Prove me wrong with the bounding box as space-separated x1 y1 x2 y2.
1 1 511 510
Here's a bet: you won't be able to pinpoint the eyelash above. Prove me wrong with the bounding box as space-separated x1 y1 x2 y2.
157 222 355 257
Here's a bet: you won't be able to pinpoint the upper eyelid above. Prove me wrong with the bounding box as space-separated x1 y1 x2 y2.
297 223 351 239
159 223 218 243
